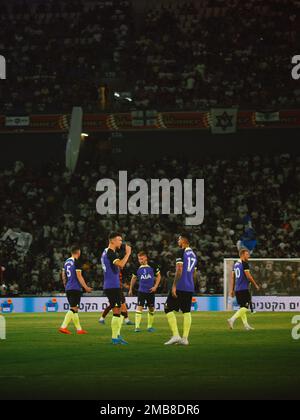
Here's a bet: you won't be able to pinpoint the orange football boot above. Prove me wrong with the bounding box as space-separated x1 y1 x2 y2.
77 330 88 335
59 327 72 335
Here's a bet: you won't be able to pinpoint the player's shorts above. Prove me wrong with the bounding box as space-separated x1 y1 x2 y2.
137 292 155 308
165 290 193 314
235 290 251 308
66 290 82 308
105 288 122 308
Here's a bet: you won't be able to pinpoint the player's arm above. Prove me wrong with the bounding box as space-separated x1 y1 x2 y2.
76 270 93 293
113 244 132 269
172 251 183 298
245 269 260 291
172 264 183 298
150 268 161 293
129 274 137 296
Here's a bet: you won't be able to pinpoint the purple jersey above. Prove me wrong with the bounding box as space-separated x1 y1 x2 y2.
135 264 160 293
233 260 250 291
176 247 197 293
101 248 120 290
64 258 82 292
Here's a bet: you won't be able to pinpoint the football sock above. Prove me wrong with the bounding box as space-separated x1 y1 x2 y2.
166 311 179 337
111 315 120 339
231 307 248 322
240 310 249 327
117 314 124 336
61 311 73 329
183 312 192 339
135 311 142 329
72 312 82 331
147 311 154 329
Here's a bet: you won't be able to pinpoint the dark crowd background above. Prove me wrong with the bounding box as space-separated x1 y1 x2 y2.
0 0 299 113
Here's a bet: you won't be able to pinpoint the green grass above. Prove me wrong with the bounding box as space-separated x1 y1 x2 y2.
0 312 299 400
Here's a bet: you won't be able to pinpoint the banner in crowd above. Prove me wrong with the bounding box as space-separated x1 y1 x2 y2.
1 110 300 133
231 296 300 312
5 116 30 127
0 296 225 313
251 296 300 312
210 108 238 134
1 296 300 313
255 111 280 123
0 229 33 256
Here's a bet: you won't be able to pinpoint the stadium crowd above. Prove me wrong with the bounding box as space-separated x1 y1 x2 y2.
1 0 300 113
130 0 300 110
0 0 134 114
1 153 300 297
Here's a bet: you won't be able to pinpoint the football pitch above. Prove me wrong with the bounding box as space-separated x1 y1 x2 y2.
0 312 299 400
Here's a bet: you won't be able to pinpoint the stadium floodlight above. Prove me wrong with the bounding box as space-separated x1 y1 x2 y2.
65 107 83 174
224 258 300 312
114 92 132 102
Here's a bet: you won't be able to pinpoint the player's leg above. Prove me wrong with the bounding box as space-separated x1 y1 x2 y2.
120 293 134 325
105 290 119 339
60 292 74 333
119 303 126 330
71 292 87 334
123 312 135 325
117 292 131 339
60 291 85 334
135 306 143 332
111 307 122 343
164 292 181 345
229 305 252 330
108 289 128 345
228 291 253 330
179 292 193 345
72 307 87 334
105 289 124 344
120 293 134 326
99 304 112 324
147 294 156 332
60 292 86 334
135 292 144 332
60 310 74 333
240 291 254 330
